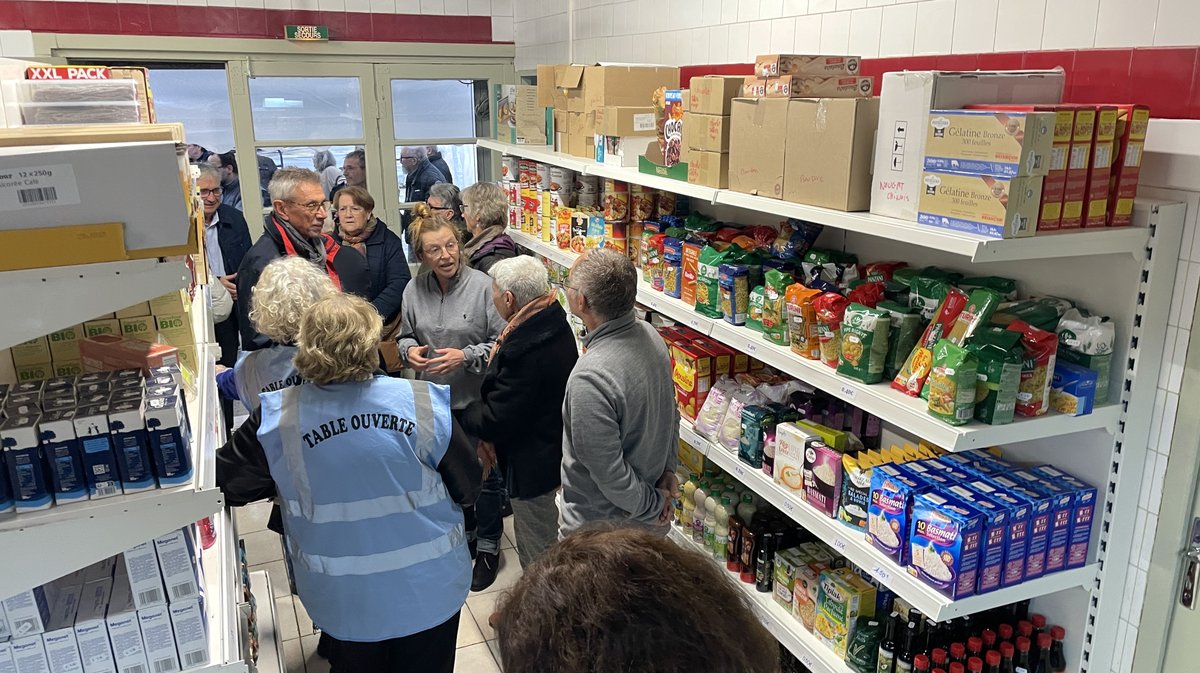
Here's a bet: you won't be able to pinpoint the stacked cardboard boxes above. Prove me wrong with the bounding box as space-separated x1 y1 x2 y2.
744 54 872 100
685 76 743 188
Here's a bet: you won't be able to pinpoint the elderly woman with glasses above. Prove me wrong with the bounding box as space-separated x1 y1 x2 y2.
396 204 509 591
461 182 517 274
331 186 411 325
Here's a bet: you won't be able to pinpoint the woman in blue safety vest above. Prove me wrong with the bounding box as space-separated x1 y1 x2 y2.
215 293 482 673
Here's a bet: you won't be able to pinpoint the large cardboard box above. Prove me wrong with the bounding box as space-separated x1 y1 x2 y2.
688 75 745 115
557 65 586 112
729 98 791 199
595 106 657 137
755 54 862 78
567 112 596 159
0 142 193 257
493 84 552 145
536 64 560 108
870 70 1066 221
784 98 880 212
687 151 730 188
918 172 1042 238
583 65 680 112
684 112 731 153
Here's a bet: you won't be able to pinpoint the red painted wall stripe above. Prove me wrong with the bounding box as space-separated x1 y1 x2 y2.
680 47 1200 120
0 1 503 44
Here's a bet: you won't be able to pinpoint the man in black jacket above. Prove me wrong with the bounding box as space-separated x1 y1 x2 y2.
425 146 453 185
236 167 371 351
400 146 446 249
197 165 252 434
460 256 578 571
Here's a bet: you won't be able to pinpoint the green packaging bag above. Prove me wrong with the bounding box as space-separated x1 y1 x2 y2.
761 268 791 346
837 303 891 384
910 276 949 320
960 275 1019 301
695 246 728 318
880 300 924 380
747 286 766 333
926 339 979 426
969 327 1024 425
845 616 882 673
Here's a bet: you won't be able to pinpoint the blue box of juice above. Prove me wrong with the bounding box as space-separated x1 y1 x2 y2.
908 490 984 599
945 484 1009 594
108 400 155 492
868 465 930 565
1 414 52 512
73 404 123 499
145 394 192 486
965 479 1030 587
38 409 88 505
1009 469 1074 573
1029 466 1098 569
986 474 1053 579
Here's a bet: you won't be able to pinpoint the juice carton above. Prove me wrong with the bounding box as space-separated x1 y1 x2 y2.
1 414 52 512
37 409 86 506
144 395 192 487
908 491 984 599
73 404 122 499
107 401 154 493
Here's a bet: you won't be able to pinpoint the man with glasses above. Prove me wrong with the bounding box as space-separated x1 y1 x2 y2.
198 164 252 435
208 150 244 212
236 167 371 351
400 146 447 244
427 182 469 242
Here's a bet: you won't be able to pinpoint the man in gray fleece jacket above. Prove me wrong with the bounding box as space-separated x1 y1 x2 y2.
559 249 679 537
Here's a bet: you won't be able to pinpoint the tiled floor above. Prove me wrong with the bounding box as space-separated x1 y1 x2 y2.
234 501 519 673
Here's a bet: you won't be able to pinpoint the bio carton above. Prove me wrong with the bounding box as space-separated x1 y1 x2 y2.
47 326 85 362
10 337 51 367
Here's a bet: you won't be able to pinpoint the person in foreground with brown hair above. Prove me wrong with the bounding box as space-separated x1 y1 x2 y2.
495 527 781 673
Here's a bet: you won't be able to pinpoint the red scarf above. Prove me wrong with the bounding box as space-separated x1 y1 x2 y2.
272 218 343 290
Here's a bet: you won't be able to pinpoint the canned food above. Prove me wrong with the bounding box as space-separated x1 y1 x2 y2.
603 180 630 221
501 156 519 182
630 185 658 221
576 174 600 194
549 166 575 192
535 163 552 190
577 191 599 208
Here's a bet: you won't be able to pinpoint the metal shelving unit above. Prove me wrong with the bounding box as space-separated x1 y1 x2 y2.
198 508 250 673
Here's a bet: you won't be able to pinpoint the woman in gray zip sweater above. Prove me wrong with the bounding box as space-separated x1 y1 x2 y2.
396 207 508 591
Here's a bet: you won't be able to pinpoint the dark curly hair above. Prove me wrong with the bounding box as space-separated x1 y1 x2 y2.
495 527 780 673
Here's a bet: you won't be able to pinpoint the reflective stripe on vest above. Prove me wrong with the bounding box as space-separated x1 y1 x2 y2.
284 521 464 577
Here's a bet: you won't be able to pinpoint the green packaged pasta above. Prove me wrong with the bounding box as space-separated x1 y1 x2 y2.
837 303 891 384
961 275 1019 301
926 339 979 426
761 268 791 346
880 300 924 380
969 327 1023 425
748 286 766 333
910 276 949 320
695 246 728 318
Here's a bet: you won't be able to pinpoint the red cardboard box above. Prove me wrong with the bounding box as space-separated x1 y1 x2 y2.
693 337 746 379
79 334 179 373
1060 106 1097 230
1107 104 1151 227
1082 106 1119 228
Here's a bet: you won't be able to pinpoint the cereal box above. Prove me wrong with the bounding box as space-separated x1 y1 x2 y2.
868 465 929 565
1108 104 1150 227
908 491 984 599
1060 106 1096 229
946 485 1009 594
803 439 842 518
986 474 1053 579
814 568 877 658
917 171 1042 239
1030 466 1097 568
924 110 1055 178
965 479 1030 587
755 55 861 78
1082 106 1119 228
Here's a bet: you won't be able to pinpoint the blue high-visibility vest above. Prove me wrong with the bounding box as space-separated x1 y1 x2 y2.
234 344 301 412
258 376 469 642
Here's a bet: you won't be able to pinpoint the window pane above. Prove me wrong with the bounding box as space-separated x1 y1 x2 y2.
391 79 477 140
395 144 478 196
248 77 363 141
147 68 234 154
255 145 362 207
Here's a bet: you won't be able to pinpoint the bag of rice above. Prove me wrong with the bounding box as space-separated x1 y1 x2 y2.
926 339 979 426
786 284 822 360
761 268 792 346
879 301 924 380
718 384 763 452
837 303 891 384
892 288 969 396
1008 320 1058 417
969 327 1023 425
694 246 729 318
1056 308 1115 402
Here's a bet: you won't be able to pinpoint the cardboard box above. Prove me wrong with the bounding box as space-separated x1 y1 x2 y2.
0 142 193 258
1082 106 1118 228
154 529 200 604
47 326 85 362
0 223 128 273
136 606 178 673
670 340 713 420
595 106 657 137
1108 104 1151 227
41 583 84 673
784 97 879 211
118 317 157 343
73 580 116 673
556 65 586 112
688 76 745 115
777 75 874 99
114 303 151 320
582 65 680 112
687 150 730 188
83 320 120 339
918 172 1042 238
109 67 155 124
514 85 552 145
536 64 560 108
10 337 51 367
104 573 149 673
566 111 597 159
148 291 189 316
10 636 50 673
870 70 1066 221
1061 106 1097 229
755 54 862 78
595 134 657 168
80 335 179 373
3 586 52 637
123 542 166 610
51 361 83 378
924 110 1055 177
729 98 790 199
167 599 208 670
683 112 731 152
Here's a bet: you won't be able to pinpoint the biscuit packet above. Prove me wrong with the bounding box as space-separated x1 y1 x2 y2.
786 284 823 360
926 339 979 426
837 303 891 384
813 293 851 368
893 288 969 396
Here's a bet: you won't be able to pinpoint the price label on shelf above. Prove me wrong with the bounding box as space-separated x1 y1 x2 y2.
870 565 892 583
745 340 759 354
733 464 746 479
839 384 857 400
649 299 659 310
833 537 848 553
782 498 796 514
688 316 703 330
800 653 815 669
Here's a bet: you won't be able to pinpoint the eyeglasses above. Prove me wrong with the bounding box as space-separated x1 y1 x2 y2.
199 188 222 197
422 241 459 258
288 200 328 213
336 205 366 214
428 205 454 212
400 156 419 162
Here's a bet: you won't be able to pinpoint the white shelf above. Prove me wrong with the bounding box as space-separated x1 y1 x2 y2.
666 526 854 673
509 229 1120 452
0 341 225 598
479 140 1149 262
198 508 249 673
0 258 191 351
248 570 284 673
679 420 1100 621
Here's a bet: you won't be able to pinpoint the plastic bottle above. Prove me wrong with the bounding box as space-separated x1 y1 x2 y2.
998 624 1014 646
950 643 967 666
1047 627 1066 673
1013 637 1032 673
967 637 983 660
693 480 709 543
982 629 997 652
738 493 758 525
681 492 696 534
931 648 948 670
681 473 698 527
1017 621 1033 642
739 519 760 584
1030 615 1046 641
967 657 983 673
713 497 731 562
1032 634 1052 673
914 654 931 673
877 612 900 673
727 509 745 572
703 503 717 552
985 651 1001 673
754 531 775 592
998 642 1016 673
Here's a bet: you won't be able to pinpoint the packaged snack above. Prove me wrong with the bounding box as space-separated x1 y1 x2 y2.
747 287 766 333
738 405 776 469
763 403 798 478
639 220 662 281
946 288 1003 346
813 293 851 368
837 303 891 384
774 549 804 612
908 492 984 599
992 296 1075 331
802 249 860 289
761 268 791 346
647 233 668 292
965 479 1031 587
839 453 872 530
569 211 589 254
846 281 886 308
868 465 929 565
775 422 811 496
662 237 683 299
879 301 923 380
969 327 1023 425
695 246 728 318
794 559 828 631
1051 361 1097 416
803 439 842 518
718 264 751 325
986 474 1054 580
1028 466 1097 569
586 213 606 250
772 219 824 259
797 419 849 452
681 241 703 307
815 569 877 658
1008 320 1058 417
1056 308 1114 402
1009 471 1074 573
944 485 1010 594
695 377 736 438
786 284 823 360
960 276 1019 301
893 288 970 396
925 340 979 425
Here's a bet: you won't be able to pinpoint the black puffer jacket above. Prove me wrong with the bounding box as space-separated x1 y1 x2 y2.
460 301 578 499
